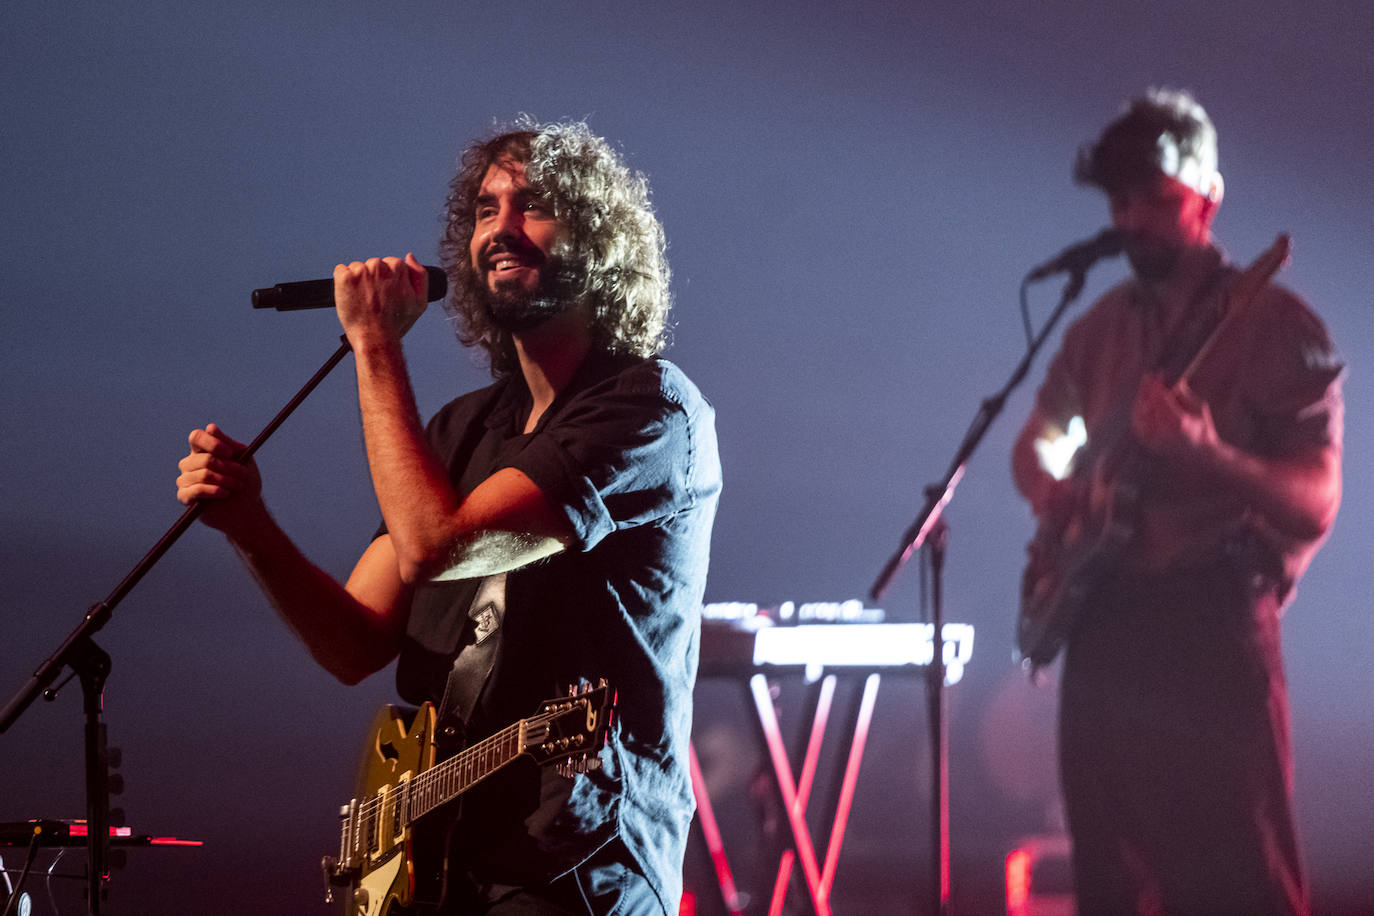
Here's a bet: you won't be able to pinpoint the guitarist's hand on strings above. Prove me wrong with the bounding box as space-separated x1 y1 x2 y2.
1131 373 1222 473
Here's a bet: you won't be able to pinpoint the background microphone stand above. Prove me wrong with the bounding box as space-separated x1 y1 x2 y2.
869 264 1096 916
0 336 356 915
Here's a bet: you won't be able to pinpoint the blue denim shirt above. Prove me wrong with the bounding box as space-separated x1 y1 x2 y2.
394 351 720 913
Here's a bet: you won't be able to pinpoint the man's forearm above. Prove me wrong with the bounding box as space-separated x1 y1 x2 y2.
350 333 467 581
226 514 405 684
1201 442 1340 543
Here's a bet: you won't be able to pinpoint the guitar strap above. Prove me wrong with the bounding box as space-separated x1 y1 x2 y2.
1154 264 1231 385
435 571 507 755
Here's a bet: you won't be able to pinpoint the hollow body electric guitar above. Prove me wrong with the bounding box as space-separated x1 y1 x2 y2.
323 681 615 916
1016 236 1290 671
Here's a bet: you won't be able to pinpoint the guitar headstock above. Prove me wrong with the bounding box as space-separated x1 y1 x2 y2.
520 679 616 778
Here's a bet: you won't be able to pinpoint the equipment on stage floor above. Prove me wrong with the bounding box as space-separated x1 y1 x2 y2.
1005 834 1073 916
0 820 201 849
2 820 200 916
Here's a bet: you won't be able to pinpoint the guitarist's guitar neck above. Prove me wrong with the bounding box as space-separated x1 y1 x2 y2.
407 720 524 822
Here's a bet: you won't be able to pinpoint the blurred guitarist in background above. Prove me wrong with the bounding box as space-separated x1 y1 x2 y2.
1012 90 1342 915
177 120 720 914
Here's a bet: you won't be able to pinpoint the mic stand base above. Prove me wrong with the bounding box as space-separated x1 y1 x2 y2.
924 518 949 916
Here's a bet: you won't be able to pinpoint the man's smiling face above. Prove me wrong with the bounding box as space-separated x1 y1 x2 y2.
469 157 569 299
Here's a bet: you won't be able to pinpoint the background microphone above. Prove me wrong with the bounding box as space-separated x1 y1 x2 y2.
1026 229 1124 281
252 265 448 310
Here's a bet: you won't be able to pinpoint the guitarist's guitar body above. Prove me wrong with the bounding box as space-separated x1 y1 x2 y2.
341 703 439 916
324 682 615 916
1016 235 1290 671
1018 481 1139 671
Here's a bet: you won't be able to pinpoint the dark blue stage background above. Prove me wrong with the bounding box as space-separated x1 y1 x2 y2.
3 2 1371 913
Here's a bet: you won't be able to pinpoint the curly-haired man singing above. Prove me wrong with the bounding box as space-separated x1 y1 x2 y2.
177 121 720 915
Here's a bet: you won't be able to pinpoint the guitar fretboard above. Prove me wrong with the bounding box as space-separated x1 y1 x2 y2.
407 719 526 822
347 719 528 865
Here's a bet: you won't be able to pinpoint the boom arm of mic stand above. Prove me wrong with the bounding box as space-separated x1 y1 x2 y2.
1 336 354 733
868 270 1087 602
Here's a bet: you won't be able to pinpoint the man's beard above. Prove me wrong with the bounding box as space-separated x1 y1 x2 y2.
1124 236 1181 283
478 260 581 333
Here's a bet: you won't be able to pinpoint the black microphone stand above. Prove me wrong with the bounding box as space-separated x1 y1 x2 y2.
869 267 1093 916
0 336 354 916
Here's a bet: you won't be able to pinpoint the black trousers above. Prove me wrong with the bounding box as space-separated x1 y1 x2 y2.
1059 562 1307 916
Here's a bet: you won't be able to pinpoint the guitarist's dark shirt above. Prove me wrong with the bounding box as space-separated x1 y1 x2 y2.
1032 244 1343 598
385 349 720 912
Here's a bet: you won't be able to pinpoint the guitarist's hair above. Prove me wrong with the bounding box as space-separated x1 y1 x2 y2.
1074 88 1219 198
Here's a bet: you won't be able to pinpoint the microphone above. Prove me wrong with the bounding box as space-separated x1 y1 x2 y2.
1026 229 1124 281
252 265 448 310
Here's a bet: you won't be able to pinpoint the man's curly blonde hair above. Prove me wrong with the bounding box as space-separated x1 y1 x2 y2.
439 120 671 376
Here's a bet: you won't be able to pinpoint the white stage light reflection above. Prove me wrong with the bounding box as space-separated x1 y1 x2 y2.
1034 415 1086 480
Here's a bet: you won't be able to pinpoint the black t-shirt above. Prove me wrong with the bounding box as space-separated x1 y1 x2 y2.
390 350 720 911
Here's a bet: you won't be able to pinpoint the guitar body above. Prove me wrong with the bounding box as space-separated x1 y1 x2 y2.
325 683 616 915
1018 474 1140 669
343 703 443 916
